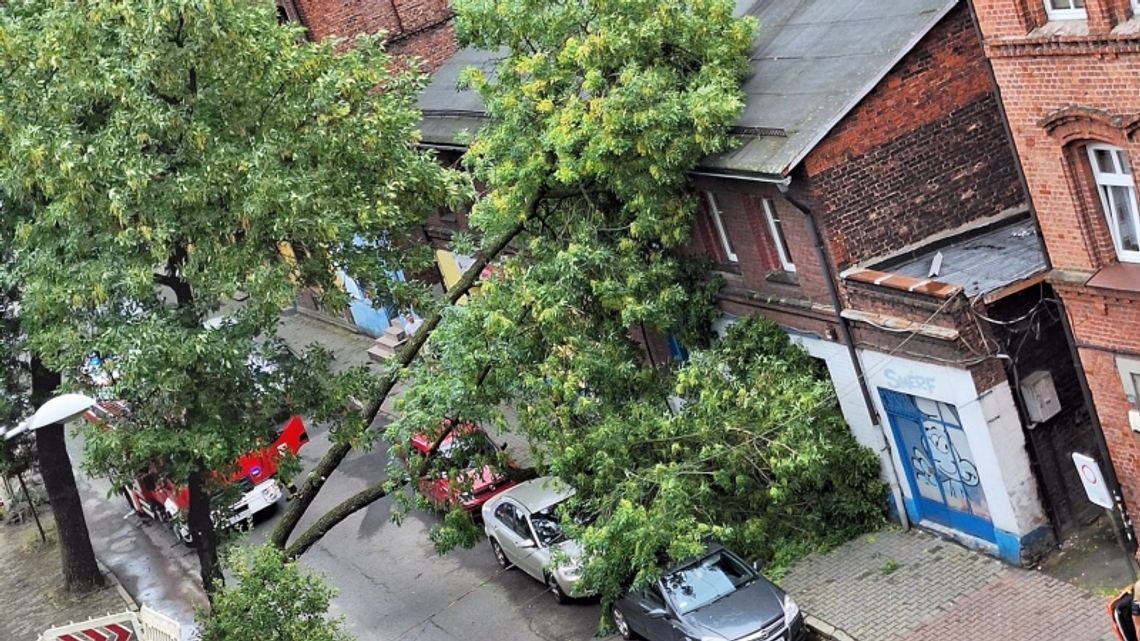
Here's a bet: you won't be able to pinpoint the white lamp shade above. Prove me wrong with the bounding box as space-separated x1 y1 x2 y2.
3 420 29 440
29 393 97 430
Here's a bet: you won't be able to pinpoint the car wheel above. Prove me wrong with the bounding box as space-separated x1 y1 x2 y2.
612 606 635 640
546 572 569 604
489 538 510 569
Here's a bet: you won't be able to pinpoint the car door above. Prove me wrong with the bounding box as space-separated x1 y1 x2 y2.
492 501 543 578
634 584 680 641
490 502 522 561
514 511 549 582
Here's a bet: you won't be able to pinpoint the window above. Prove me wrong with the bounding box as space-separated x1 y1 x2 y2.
1044 0 1086 20
1134 0 1140 16
705 192 738 263
762 198 795 272
1118 357 1140 406
1087 144 1140 262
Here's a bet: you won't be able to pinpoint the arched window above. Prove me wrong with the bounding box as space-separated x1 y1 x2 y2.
1086 143 1140 262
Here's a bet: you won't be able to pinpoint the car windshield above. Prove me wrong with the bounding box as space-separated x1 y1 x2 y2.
661 551 756 615
437 432 495 462
528 500 591 547
528 503 567 547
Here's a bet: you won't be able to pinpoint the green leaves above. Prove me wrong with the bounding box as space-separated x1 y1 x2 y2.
197 545 352 641
0 0 464 576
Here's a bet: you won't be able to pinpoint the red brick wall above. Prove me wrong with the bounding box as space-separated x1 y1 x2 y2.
1056 283 1140 532
684 178 831 308
973 0 1140 527
292 0 456 71
803 4 1026 270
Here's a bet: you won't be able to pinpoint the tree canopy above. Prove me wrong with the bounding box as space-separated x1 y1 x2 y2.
384 0 886 618
0 0 465 591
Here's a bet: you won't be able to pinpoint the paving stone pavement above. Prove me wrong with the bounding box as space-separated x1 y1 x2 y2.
781 528 1115 641
0 516 133 641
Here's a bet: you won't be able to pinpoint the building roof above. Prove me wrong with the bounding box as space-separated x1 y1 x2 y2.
417 0 959 175
874 217 1047 299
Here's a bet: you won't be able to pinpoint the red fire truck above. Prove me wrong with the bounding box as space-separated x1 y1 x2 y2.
83 401 308 544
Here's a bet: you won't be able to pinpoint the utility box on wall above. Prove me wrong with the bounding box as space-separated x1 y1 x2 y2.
1020 370 1061 424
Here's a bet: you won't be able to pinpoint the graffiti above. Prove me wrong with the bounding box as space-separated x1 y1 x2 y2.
884 368 937 395
911 448 937 485
881 388 991 525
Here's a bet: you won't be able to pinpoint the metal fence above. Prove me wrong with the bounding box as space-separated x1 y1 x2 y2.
38 606 182 641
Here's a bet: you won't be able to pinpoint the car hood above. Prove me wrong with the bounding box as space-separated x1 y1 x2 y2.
680 579 784 640
554 538 584 562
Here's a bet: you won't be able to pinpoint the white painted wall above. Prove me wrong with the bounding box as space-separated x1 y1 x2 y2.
789 335 885 463
978 382 1048 533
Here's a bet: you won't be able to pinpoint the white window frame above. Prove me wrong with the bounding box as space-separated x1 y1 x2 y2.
762 198 796 273
1087 143 1140 263
1133 0 1140 16
705 192 738 263
1044 0 1086 20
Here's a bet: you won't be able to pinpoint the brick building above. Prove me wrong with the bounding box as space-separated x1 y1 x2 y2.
970 0 1140 552
278 0 458 337
276 0 456 70
416 0 1105 565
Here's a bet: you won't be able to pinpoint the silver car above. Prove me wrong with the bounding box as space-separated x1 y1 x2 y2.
481 476 585 602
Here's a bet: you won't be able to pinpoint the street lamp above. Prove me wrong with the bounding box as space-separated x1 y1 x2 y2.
2 393 96 542
4 393 98 440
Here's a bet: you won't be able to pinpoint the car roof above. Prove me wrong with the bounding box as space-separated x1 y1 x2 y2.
501 476 574 513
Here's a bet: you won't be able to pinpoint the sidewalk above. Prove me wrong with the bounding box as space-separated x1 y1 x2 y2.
0 516 134 641
781 528 1115 641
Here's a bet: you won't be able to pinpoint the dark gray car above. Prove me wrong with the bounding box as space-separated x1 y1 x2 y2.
612 545 806 641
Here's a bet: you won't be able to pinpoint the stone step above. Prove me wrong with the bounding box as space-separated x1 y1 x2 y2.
367 344 398 363
376 333 406 349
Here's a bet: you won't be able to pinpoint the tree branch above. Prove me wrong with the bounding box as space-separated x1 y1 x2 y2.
269 193 542 550
286 357 498 559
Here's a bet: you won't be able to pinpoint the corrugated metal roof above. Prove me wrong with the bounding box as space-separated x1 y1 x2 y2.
877 218 1047 298
418 0 958 175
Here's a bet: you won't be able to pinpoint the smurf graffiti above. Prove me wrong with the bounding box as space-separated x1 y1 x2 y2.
880 387 994 542
884 368 938 395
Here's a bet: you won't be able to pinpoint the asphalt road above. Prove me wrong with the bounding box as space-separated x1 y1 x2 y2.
71 419 608 641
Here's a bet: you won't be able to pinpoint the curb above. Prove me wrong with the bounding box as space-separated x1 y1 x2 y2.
96 559 139 612
805 614 859 641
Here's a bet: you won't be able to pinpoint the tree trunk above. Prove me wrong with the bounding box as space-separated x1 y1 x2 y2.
187 466 223 597
31 360 104 593
285 479 403 560
270 213 535 550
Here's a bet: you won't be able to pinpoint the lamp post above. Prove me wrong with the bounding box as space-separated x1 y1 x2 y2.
3 392 102 591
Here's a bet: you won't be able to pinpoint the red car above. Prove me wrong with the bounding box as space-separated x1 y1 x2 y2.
410 421 518 513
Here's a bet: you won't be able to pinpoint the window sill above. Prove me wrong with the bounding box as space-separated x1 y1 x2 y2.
764 270 800 286
712 262 742 276
1033 19 1089 38
1086 262 1140 294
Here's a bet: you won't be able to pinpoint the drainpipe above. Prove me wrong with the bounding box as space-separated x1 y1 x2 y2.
776 182 910 530
965 0 1138 577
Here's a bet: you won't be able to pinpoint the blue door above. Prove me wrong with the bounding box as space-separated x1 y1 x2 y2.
880 389 994 541
339 270 394 337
